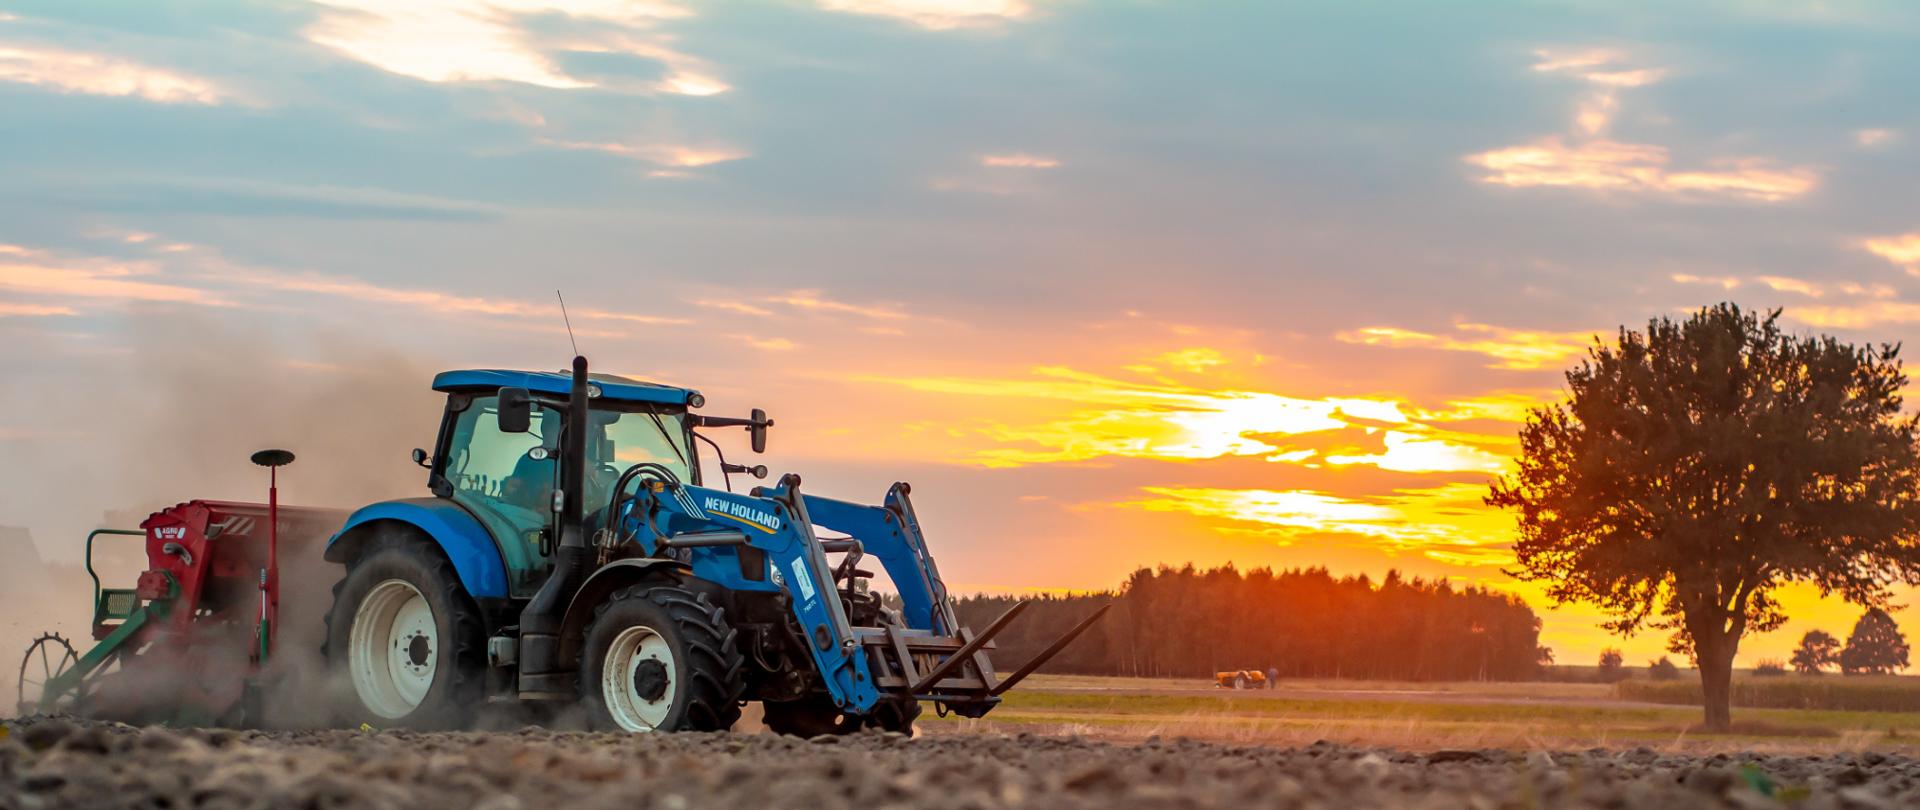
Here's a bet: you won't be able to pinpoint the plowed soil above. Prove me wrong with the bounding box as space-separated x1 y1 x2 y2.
4 718 1918 809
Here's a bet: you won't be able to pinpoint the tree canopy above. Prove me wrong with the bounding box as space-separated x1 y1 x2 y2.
1488 304 1920 728
1839 608 1910 675
1791 629 1841 675
953 564 1545 682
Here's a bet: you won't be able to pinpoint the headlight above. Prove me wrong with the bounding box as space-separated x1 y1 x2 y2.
688 392 706 408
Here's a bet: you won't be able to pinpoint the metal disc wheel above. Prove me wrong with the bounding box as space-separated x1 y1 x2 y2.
600 625 677 732
348 579 439 719
17 633 80 714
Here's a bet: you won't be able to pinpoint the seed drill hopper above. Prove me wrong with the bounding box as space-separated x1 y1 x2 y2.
14 454 347 725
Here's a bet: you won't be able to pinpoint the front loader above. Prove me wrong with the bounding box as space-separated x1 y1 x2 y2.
321 356 1105 733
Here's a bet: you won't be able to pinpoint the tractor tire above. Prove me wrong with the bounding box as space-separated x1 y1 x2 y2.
761 697 864 737
1233 673 1249 690
870 696 921 735
323 537 487 729
580 585 745 732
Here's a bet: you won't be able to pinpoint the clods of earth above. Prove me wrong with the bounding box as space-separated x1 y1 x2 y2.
2 718 1917 809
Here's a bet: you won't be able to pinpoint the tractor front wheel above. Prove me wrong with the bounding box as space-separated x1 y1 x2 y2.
324 538 486 729
580 585 744 732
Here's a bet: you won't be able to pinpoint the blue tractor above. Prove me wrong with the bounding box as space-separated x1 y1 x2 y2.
322 356 1105 733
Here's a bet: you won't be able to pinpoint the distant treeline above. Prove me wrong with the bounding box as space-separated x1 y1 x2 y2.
953 564 1546 682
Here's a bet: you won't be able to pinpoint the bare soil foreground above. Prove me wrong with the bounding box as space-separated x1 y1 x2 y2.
5 718 1919 810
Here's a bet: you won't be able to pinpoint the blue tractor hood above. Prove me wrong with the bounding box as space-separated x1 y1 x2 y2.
432 369 699 407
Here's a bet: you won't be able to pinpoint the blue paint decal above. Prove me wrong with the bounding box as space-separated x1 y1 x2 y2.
324 498 509 598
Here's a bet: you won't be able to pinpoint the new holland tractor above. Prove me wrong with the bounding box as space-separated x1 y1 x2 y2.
322 357 1105 734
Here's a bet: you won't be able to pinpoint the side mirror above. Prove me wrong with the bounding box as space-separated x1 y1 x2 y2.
750 408 771 454
410 448 430 468
498 387 533 433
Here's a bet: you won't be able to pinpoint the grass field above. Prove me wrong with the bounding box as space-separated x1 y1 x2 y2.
925 673 1920 754
1617 674 1920 713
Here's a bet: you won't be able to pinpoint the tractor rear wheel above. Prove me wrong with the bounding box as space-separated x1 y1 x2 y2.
580 585 744 732
324 538 486 729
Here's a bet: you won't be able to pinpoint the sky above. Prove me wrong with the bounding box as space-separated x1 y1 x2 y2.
3 0 1920 668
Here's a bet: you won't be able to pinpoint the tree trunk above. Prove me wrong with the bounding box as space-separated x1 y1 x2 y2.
1696 635 1737 731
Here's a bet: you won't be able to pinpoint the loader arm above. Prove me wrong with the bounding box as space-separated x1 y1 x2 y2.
801 483 958 636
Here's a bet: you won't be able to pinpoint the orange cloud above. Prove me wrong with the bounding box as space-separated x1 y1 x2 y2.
0 44 228 105
1864 233 1920 270
1466 139 1817 202
767 290 907 320
0 302 77 317
1336 322 1595 370
1856 128 1897 148
732 334 798 351
980 153 1059 169
870 359 1520 473
819 0 1036 29
1125 483 1516 567
1470 48 1816 203
540 138 747 167
0 245 223 306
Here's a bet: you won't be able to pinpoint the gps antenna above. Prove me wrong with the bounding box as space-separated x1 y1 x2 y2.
556 289 579 356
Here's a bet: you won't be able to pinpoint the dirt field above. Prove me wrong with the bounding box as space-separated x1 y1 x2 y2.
5 717 1919 809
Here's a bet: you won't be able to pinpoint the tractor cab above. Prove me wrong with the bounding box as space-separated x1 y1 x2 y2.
423 369 705 597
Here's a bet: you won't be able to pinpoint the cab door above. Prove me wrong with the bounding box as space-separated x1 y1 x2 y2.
438 393 556 597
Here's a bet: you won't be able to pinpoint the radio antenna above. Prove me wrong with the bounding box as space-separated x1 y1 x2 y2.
556 290 580 356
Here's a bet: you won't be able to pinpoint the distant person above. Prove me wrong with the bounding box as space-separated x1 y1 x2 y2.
1265 667 1278 689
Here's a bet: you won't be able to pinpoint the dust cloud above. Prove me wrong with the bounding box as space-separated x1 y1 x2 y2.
1 313 441 721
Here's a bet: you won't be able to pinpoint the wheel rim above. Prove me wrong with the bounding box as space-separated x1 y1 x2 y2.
602 625 676 732
16 635 79 713
349 579 437 719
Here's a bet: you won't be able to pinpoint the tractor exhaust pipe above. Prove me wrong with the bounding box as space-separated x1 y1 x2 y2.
517 355 592 696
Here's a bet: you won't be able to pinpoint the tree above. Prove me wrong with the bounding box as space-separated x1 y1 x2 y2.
1790 630 1841 675
1488 304 1920 730
1597 648 1626 682
1649 656 1682 681
1839 608 1910 675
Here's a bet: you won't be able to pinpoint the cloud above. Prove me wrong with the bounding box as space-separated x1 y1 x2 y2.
1864 233 1920 270
980 153 1059 169
731 334 797 351
306 0 726 95
1468 48 1816 203
0 239 690 336
1124 483 1515 566
1336 322 1595 371
1670 273 1743 290
867 358 1519 473
0 43 228 104
1856 128 1897 148
1786 301 1920 329
540 138 747 168
691 299 774 317
1466 138 1817 202
1528 48 1667 136
0 244 225 306
0 302 77 317
818 0 1036 30
691 289 906 321
769 289 907 320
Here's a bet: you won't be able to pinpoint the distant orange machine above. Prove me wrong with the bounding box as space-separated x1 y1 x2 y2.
1215 670 1267 689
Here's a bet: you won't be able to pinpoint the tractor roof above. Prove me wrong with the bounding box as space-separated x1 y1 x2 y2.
432 369 699 407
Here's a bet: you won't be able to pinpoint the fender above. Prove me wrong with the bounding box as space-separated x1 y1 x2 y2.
556 558 691 658
324 498 509 599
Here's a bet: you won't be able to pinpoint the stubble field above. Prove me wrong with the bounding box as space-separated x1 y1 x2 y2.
8 673 1920 808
